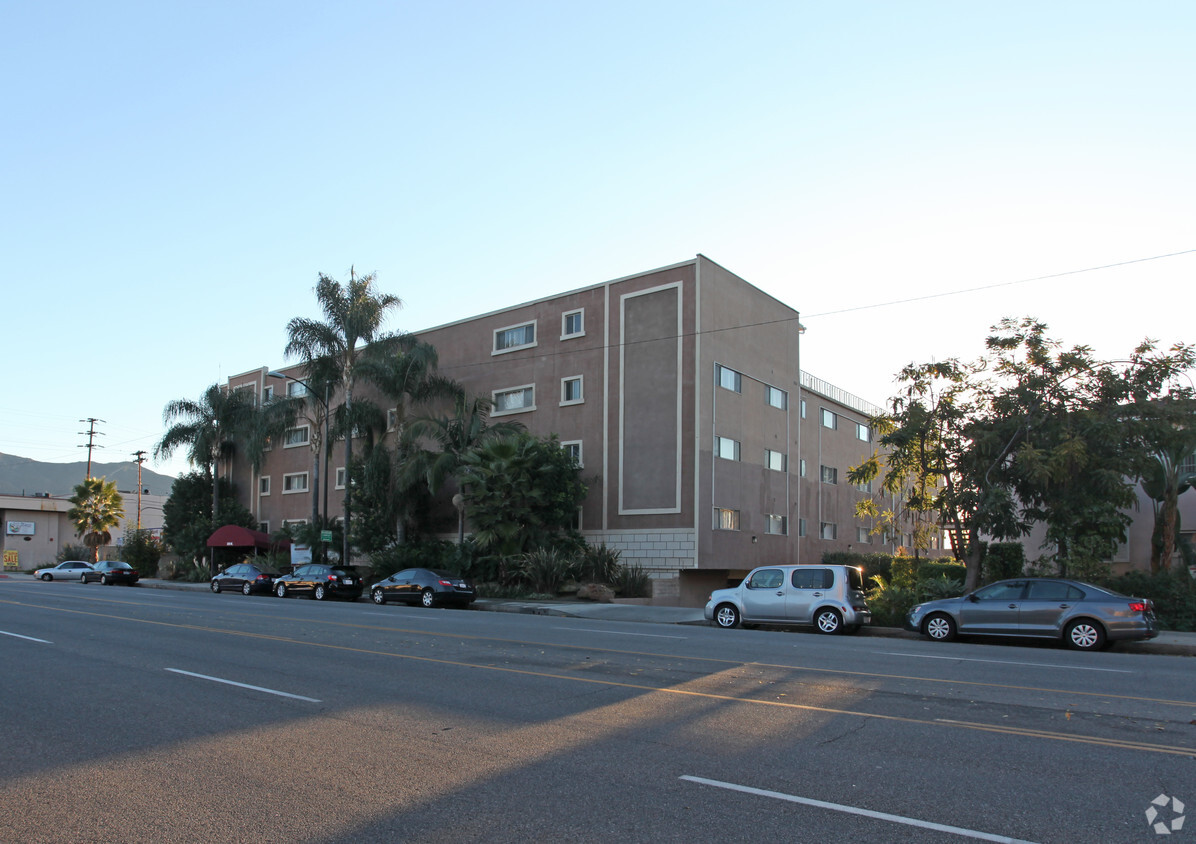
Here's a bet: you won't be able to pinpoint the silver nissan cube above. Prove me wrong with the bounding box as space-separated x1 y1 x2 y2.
705 564 871 634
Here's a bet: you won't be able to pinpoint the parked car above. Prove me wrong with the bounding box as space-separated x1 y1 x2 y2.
370 568 477 608
273 564 363 601
81 561 140 586
211 563 280 595
704 564 870 633
906 577 1159 651
33 561 94 581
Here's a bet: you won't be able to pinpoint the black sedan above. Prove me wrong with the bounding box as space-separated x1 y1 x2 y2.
81 561 140 586
370 568 476 608
273 564 363 601
211 563 280 595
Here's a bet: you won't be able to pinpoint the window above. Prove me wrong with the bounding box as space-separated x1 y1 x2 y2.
561 376 583 405
820 465 838 484
335 467 346 489
282 473 309 494
259 521 270 533
716 436 740 461
262 385 274 402
714 508 740 530
562 309 584 338
856 527 871 543
766 386 787 409
283 426 310 448
793 568 833 590
387 409 398 431
856 422 870 442
493 321 536 353
854 479 872 493
1180 452 1196 476
820 522 837 540
800 398 807 418
562 440 583 467
799 518 807 537
259 476 271 496
800 458 807 477
821 408 837 429
493 385 535 415
747 569 783 589
765 514 788 535
286 380 307 398
766 450 787 472
716 364 742 393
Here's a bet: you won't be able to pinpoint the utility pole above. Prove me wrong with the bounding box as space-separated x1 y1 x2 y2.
132 450 147 530
78 418 106 480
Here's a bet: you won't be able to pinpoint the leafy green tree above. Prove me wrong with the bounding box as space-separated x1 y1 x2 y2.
161 471 257 570
120 528 164 576
459 433 587 557
403 395 525 545
67 477 125 563
284 268 405 565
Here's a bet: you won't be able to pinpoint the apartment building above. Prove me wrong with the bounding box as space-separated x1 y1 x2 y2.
225 255 905 605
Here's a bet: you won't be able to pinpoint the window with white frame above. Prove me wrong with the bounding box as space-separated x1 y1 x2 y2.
259 521 269 533
493 321 536 354
714 508 740 530
561 376 583 405
854 478 873 493
821 408 837 429
800 398 807 418
282 473 309 494
335 467 346 489
716 436 741 461
283 426 310 448
820 465 838 484
259 476 271 496
262 384 274 402
561 309 584 339
286 380 307 398
766 386 787 410
856 422 870 442
766 449 787 472
716 364 742 393
493 385 535 415
798 518 807 537
800 458 807 477
820 521 837 540
765 514 788 535
857 527 871 543
1180 452 1196 475
562 440 583 467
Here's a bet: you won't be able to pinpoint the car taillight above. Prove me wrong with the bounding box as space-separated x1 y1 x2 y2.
1129 601 1148 612
438 580 453 586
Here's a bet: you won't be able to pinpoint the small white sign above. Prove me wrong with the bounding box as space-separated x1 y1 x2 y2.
5 521 35 536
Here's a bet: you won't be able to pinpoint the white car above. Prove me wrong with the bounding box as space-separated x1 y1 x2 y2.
34 561 95 581
705 564 871 634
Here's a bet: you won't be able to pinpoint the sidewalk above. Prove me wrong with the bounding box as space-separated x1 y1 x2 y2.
136 578 1196 656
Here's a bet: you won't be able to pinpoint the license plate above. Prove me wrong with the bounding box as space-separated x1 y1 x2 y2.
343 578 354 585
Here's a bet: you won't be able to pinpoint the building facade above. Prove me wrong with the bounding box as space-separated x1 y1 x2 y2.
225 256 909 605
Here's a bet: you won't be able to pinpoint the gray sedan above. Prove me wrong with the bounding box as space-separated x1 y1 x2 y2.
906 577 1158 651
33 561 94 581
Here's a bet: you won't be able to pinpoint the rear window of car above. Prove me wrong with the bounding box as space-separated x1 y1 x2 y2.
1027 581 1085 601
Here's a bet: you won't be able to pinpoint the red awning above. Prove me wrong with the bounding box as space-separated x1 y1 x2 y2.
206 525 291 551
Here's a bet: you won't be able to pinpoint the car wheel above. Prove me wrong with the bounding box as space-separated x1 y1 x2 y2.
372 589 386 605
420 588 436 608
101 575 110 586
211 580 221 593
242 582 252 596
815 608 843 634
314 584 327 601
924 613 957 642
1064 619 1105 651
714 603 740 629
41 573 52 581
80 574 89 584
276 582 287 598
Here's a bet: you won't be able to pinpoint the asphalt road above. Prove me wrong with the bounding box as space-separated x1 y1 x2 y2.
1 579 1193 843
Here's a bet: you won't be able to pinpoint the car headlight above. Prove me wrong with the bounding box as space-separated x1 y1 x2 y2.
911 605 923 614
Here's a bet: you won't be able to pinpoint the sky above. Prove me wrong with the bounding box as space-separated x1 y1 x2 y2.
3 1 1194 480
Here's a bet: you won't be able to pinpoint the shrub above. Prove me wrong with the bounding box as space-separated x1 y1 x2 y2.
366 540 473 581
515 547 578 594
866 575 918 628
578 544 622 584
1101 570 1196 632
120 529 164 577
57 544 91 564
984 542 1025 582
613 563 651 598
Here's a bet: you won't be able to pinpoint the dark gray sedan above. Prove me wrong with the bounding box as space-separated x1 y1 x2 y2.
370 568 476 608
906 577 1158 650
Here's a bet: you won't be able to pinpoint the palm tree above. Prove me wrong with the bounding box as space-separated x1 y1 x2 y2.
67 477 125 563
284 268 404 565
403 394 524 545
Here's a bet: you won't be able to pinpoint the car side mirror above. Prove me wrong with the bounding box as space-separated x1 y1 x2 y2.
968 594 979 603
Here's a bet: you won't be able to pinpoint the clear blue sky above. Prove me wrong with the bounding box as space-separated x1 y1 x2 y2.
3 1 1193 479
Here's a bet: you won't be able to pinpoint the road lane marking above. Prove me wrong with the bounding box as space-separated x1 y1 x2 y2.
878 652 1131 673
0 629 51 644
553 626 687 639
165 669 321 702
680 776 1041 844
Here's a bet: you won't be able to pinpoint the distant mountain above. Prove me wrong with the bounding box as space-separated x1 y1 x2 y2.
0 452 177 497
